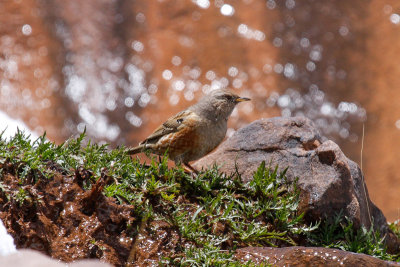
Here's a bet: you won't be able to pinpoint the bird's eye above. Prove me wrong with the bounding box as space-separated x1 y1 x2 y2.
216 93 235 102
223 94 233 100
177 118 183 124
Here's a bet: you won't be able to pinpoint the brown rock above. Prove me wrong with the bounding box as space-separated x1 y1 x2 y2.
0 172 136 266
194 117 400 252
235 246 400 267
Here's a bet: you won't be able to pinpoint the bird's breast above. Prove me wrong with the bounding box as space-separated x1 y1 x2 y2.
196 118 227 154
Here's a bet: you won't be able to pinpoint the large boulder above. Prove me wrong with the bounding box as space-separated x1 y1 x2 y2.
194 117 400 252
235 246 400 267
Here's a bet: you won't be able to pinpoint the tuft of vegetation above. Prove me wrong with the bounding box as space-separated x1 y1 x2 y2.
158 161 316 266
0 131 399 265
307 211 400 261
389 220 400 238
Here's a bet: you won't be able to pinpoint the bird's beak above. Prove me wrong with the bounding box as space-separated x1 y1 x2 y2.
235 97 251 103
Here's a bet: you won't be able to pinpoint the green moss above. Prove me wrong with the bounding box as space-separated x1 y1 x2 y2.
307 211 400 261
0 131 399 265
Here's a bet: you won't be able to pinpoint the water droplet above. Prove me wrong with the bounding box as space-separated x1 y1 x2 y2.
205 70 216 80
286 0 295 9
309 46 323 61
220 4 234 16
136 13 146 23
162 70 173 80
171 56 182 66
124 97 134 107
125 111 142 127
390 13 400 25
306 61 316 72
284 63 296 79
232 78 242 89
184 90 194 101
339 26 349 36
21 24 32 36
131 41 144 52
139 93 151 107
194 0 210 9
237 24 248 35
148 84 158 94
189 67 201 79
395 120 400 129
278 95 290 108
320 103 332 115
172 80 185 91
300 37 310 48
263 64 272 73
228 66 239 77
266 0 276 9
274 63 283 74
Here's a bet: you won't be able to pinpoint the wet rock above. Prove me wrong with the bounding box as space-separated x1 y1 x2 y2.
235 246 400 267
0 249 112 267
0 172 136 266
126 220 180 266
194 117 400 252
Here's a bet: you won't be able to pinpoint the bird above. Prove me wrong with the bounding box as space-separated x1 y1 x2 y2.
127 89 250 172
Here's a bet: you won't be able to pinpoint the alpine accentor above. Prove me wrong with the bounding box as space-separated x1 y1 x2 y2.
128 89 250 172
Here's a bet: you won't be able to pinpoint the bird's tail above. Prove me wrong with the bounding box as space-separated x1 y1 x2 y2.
126 145 145 155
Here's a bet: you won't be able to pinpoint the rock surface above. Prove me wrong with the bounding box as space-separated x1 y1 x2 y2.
194 117 400 252
0 171 136 266
235 246 400 267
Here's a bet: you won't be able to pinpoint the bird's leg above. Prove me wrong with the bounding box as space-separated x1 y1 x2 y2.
175 157 198 175
184 163 199 175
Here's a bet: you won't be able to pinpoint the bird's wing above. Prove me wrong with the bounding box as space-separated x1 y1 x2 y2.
139 110 194 145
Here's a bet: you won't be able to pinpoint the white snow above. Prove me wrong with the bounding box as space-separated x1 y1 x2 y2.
0 110 38 140
0 110 38 256
0 220 16 256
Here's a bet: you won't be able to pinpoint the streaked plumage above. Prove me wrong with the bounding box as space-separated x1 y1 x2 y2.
128 89 250 171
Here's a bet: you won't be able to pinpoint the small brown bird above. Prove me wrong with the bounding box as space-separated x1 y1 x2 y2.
128 89 250 172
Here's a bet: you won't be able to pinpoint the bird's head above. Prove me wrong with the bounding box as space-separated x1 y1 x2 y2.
195 89 251 120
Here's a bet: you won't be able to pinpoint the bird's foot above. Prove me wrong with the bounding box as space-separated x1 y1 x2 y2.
183 163 199 176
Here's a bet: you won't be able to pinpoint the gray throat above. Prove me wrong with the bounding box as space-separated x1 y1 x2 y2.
190 101 232 123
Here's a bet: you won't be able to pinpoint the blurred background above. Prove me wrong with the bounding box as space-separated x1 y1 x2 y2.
0 0 399 221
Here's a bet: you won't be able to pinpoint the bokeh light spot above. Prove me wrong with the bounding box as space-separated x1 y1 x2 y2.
171 56 182 66
395 120 400 129
266 0 276 9
206 70 216 81
21 24 32 36
390 13 400 25
124 97 134 107
228 66 239 77
285 0 295 9
194 0 210 9
162 69 173 80
220 4 235 16
131 41 144 52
